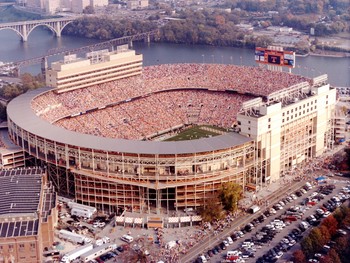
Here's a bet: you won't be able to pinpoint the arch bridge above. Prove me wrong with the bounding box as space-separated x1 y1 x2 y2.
0 17 76 42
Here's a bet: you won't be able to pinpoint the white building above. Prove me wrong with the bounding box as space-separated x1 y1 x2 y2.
46 47 143 93
237 75 336 183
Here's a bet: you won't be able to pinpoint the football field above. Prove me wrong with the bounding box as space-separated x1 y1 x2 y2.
164 126 223 141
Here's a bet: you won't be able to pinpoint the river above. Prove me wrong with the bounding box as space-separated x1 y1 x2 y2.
0 27 349 87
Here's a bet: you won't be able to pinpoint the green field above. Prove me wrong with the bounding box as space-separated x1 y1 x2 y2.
164 126 223 142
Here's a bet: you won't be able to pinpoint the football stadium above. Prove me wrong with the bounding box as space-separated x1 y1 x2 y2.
6 48 337 214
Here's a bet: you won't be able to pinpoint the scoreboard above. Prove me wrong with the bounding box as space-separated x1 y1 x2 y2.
255 47 295 68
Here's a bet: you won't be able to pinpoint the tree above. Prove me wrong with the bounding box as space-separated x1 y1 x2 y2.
199 195 225 222
308 228 324 252
318 225 331 244
0 104 6 121
293 249 307 263
321 215 338 236
83 5 95 14
301 236 314 258
328 248 341 263
218 182 243 212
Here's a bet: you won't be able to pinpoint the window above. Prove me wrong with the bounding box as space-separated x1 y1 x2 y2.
9 244 14 251
268 125 271 129
19 244 25 251
30 243 36 250
268 118 271 122
282 113 285 116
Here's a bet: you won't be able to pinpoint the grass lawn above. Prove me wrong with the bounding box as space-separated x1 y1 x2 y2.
164 126 221 141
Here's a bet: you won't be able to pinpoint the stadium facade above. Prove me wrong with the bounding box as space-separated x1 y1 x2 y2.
6 50 337 215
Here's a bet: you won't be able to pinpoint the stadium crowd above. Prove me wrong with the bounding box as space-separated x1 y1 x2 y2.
31 64 310 138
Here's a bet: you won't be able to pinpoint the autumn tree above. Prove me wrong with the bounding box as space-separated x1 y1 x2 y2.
328 249 341 263
293 249 307 263
318 225 331 244
218 182 243 212
321 215 338 236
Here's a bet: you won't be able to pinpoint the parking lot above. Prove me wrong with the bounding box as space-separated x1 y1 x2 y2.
196 178 350 263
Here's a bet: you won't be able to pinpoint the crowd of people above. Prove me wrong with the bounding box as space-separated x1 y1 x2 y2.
54 90 252 140
31 64 310 139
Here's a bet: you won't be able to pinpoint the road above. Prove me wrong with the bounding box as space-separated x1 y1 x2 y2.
180 180 308 263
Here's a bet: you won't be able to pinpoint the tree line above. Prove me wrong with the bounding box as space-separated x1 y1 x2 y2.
293 204 350 263
62 14 273 48
0 73 45 121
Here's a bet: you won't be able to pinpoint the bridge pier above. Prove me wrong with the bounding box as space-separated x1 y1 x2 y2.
21 24 28 42
129 40 133 48
41 57 48 75
144 34 150 43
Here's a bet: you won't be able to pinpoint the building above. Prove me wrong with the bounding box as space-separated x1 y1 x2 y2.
333 107 346 143
237 75 336 183
0 128 26 170
45 47 143 93
127 0 149 10
0 168 57 263
71 0 90 13
7 58 337 215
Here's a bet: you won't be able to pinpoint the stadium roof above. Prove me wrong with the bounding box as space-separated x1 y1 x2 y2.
7 88 253 155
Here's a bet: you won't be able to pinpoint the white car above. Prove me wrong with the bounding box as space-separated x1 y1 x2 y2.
223 240 229 247
227 236 233 244
323 211 331 217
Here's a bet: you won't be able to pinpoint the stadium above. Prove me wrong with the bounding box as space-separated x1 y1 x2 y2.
6 49 337 215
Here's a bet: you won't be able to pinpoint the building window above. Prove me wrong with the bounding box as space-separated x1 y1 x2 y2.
295 114 297 118
268 118 271 122
9 244 14 251
248 121 250 124
282 113 285 116
268 125 271 129
19 244 25 251
248 127 250 130
30 243 36 250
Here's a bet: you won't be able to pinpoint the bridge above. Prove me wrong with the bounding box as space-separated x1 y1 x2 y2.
0 30 159 75
0 17 76 41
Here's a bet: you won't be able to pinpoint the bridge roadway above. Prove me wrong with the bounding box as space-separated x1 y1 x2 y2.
179 179 307 263
0 17 77 41
0 30 159 74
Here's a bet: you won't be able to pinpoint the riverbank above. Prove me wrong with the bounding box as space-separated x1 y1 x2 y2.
309 49 350 58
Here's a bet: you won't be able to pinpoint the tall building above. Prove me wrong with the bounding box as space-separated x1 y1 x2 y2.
237 75 336 183
0 168 57 263
46 47 143 93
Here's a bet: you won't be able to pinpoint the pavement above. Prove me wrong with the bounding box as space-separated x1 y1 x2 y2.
52 144 348 263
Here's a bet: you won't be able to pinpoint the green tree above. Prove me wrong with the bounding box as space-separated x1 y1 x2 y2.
83 5 95 14
199 195 225 222
301 236 314 258
218 182 242 212
0 104 6 121
308 228 324 252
